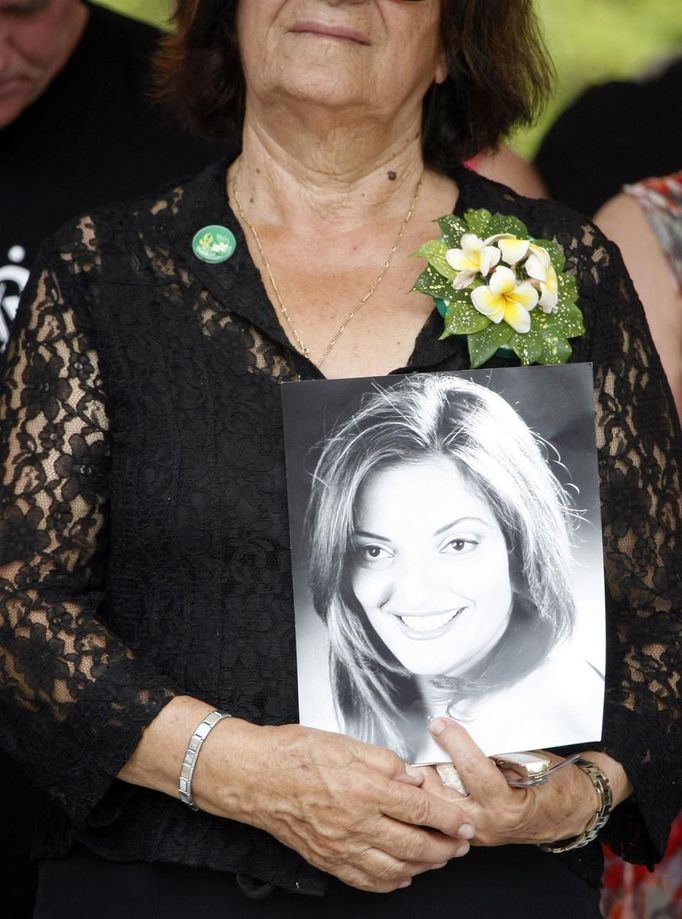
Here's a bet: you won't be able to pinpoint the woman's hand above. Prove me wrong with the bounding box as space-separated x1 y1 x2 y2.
121 697 474 893
197 719 473 892
424 717 632 847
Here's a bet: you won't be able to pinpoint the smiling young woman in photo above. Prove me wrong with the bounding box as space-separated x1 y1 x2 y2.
0 1 679 916
306 374 602 763
353 456 514 676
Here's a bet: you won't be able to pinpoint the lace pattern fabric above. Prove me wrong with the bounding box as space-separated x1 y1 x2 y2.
0 161 680 890
600 171 682 918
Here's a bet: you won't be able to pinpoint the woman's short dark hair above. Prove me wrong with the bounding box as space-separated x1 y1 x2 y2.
156 1 554 169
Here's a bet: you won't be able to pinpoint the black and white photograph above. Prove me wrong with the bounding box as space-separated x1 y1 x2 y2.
283 364 606 765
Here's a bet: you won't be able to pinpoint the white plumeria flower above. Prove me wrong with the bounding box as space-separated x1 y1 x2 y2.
496 236 530 265
525 244 559 312
470 266 539 333
446 233 501 289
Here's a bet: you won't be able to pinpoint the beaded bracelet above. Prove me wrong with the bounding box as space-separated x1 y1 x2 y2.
178 710 232 811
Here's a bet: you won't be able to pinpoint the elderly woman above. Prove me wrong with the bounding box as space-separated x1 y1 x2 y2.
305 373 603 765
0 1 679 917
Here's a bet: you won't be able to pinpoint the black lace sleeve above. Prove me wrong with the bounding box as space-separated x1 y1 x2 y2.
581 227 682 865
0 239 176 825
456 174 682 867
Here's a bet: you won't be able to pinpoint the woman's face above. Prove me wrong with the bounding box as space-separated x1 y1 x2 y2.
350 456 513 676
236 0 445 120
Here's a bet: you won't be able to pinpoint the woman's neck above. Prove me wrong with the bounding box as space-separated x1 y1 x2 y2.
415 677 454 718
233 110 427 234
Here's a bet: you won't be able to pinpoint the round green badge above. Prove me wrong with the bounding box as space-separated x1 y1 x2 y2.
192 225 237 264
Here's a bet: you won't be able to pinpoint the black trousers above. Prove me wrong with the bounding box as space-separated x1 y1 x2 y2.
34 845 602 919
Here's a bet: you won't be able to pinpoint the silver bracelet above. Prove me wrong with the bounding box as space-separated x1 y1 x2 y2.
539 756 613 853
178 710 232 811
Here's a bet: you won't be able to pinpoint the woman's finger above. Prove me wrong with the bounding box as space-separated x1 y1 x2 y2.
429 718 559 846
429 718 508 799
373 816 473 865
338 847 459 894
378 770 474 839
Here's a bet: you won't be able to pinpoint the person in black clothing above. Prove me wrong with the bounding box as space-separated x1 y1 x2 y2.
534 56 682 215
0 1 223 915
0 0 225 350
0 1 679 917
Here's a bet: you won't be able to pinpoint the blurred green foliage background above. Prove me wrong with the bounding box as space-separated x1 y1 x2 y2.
98 0 682 155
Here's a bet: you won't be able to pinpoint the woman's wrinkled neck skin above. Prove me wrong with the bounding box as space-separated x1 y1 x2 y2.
231 0 446 229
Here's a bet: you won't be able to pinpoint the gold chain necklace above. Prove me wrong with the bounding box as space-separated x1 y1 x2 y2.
231 156 424 367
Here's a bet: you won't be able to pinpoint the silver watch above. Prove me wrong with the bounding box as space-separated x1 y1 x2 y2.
539 756 613 853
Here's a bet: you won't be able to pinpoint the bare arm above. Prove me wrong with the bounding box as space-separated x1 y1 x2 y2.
595 192 682 420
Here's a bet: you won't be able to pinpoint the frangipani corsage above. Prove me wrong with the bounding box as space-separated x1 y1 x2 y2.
413 209 584 368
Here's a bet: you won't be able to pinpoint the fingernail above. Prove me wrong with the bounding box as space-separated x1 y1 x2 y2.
431 862 448 870
405 765 425 781
399 880 412 889
455 841 470 858
429 717 447 736
458 823 475 840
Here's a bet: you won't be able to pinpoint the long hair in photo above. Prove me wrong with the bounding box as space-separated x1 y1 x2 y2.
306 373 577 758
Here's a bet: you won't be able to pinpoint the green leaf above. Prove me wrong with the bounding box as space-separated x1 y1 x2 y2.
443 300 491 336
530 309 558 334
509 328 544 366
464 208 494 239
556 271 578 306
437 215 468 248
413 265 454 299
467 322 514 368
538 332 572 365
412 239 457 281
413 239 447 260
552 302 585 338
490 214 529 239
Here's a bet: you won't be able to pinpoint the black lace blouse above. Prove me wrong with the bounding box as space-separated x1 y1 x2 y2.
0 161 680 895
